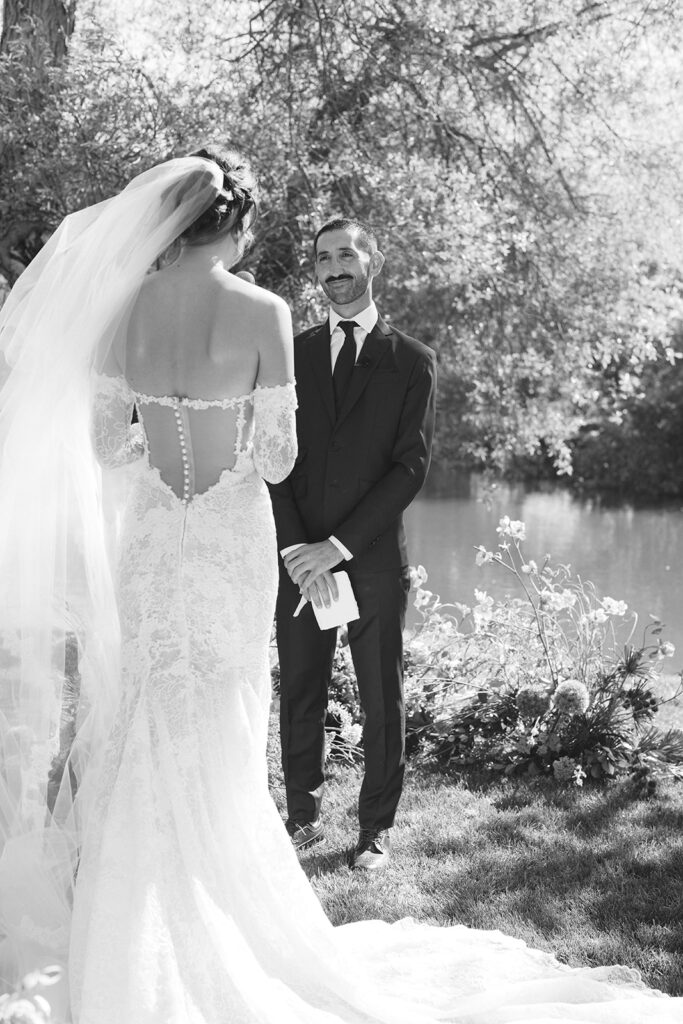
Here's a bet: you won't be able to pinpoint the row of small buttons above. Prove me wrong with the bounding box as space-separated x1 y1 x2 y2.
172 399 192 504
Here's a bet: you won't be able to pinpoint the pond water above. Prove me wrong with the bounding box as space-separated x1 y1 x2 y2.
405 475 683 662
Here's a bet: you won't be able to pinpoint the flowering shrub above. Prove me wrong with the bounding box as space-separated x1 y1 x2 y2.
324 636 364 766
315 518 683 786
516 685 550 721
552 680 590 717
270 632 366 766
409 518 683 787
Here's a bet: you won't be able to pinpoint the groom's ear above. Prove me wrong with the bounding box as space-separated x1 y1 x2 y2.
369 250 385 278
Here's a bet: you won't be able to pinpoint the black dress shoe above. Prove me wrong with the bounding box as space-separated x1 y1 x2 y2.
286 818 324 850
350 828 391 870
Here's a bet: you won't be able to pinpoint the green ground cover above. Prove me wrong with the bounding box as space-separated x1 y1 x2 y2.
267 703 683 997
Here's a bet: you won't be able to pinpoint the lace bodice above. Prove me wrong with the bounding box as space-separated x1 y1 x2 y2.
91 373 297 496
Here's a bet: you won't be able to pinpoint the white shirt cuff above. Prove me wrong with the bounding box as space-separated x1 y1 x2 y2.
329 535 353 561
280 543 304 557
281 538 353 561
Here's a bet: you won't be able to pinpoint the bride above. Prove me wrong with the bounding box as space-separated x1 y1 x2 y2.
0 147 680 1024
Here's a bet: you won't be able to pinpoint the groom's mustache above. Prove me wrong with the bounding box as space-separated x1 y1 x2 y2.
325 274 353 282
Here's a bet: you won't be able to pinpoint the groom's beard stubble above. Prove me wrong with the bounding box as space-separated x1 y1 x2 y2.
320 267 371 307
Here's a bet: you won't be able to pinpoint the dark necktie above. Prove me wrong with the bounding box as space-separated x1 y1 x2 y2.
333 320 358 414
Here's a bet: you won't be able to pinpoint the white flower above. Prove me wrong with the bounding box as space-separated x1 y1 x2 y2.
408 564 428 589
553 755 585 786
340 722 362 746
408 638 430 665
327 700 351 726
552 679 590 717
583 608 608 625
508 520 526 541
496 515 511 536
539 588 576 612
602 597 628 617
472 589 494 626
659 641 676 658
475 545 493 566
413 588 434 610
496 516 526 541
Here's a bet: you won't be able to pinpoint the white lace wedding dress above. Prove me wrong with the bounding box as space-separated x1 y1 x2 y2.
3 373 680 1024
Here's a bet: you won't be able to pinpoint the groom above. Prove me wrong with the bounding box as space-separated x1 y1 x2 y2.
269 217 436 869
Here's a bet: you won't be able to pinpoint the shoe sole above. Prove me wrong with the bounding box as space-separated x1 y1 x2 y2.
292 831 325 851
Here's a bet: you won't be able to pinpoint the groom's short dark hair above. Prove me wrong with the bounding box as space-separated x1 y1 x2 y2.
314 217 378 256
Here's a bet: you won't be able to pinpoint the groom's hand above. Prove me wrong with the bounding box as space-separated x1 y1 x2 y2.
284 540 341 592
301 571 338 609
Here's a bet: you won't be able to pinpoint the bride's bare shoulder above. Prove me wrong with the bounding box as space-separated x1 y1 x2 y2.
218 270 287 310
216 271 291 334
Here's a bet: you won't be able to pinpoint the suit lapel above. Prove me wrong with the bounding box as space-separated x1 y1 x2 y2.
335 317 393 426
306 322 336 425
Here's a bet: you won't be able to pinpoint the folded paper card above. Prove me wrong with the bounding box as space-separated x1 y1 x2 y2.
293 570 359 630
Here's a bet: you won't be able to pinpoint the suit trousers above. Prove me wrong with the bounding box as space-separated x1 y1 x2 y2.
276 565 411 831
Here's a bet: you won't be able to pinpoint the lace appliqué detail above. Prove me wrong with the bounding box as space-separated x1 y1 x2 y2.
252 382 297 484
91 374 145 468
92 376 297 491
134 390 250 411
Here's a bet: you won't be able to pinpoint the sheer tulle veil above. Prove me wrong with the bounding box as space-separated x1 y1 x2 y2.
0 157 225 980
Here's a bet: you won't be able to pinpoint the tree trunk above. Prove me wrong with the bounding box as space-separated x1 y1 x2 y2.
1 0 76 61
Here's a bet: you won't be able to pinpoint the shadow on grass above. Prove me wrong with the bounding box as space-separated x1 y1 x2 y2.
299 844 356 877
434 843 683 993
639 801 683 830
268 715 683 994
398 776 683 994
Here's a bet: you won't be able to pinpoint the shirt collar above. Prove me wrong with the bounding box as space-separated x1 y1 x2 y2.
329 301 378 336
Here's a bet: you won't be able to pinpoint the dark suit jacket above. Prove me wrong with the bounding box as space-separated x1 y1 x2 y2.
268 315 437 572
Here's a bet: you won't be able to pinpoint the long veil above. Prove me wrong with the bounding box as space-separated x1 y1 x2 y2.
0 157 225 987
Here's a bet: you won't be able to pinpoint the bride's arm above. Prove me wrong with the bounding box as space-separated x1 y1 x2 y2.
252 295 297 484
90 372 144 467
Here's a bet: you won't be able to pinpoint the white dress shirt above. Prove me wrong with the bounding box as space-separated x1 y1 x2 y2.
281 303 379 566
329 302 378 372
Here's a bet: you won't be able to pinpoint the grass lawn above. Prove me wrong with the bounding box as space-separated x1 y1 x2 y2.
267 699 683 998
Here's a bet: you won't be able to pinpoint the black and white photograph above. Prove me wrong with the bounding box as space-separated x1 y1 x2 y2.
0 2 682 1021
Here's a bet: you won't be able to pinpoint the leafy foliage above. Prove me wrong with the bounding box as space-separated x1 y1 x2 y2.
2 0 683 491
571 333 683 500
317 519 683 788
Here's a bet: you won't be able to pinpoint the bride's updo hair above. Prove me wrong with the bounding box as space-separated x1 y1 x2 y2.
180 145 259 247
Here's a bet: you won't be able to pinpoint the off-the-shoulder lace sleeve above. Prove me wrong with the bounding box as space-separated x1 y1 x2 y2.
252 382 297 484
91 373 145 467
